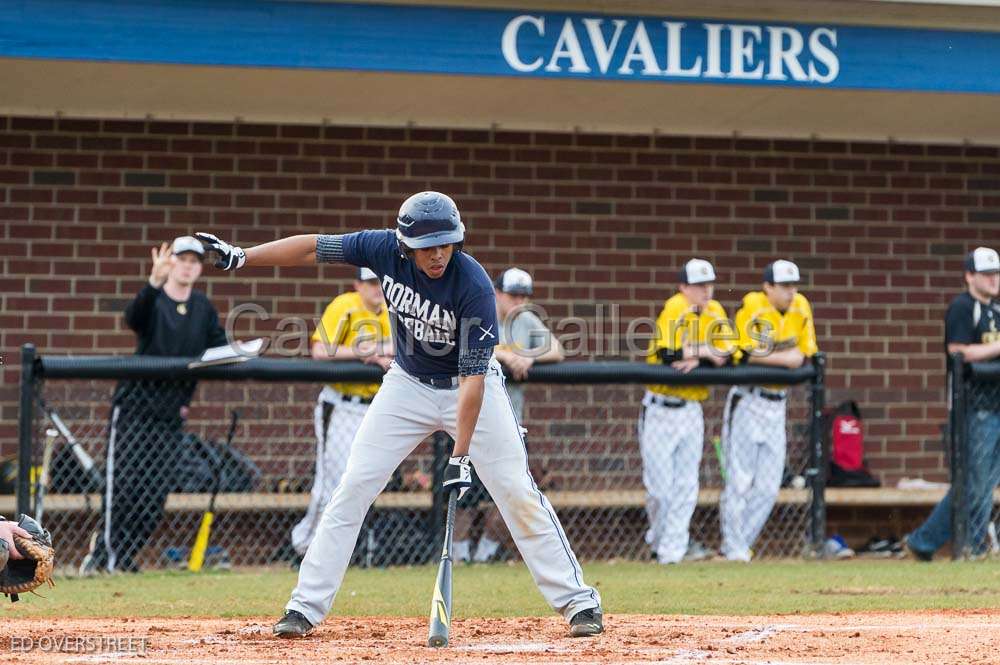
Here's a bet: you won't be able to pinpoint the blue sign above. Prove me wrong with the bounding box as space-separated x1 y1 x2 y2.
1 0 999 94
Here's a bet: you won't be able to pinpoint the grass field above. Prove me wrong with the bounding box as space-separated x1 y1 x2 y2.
9 559 1000 619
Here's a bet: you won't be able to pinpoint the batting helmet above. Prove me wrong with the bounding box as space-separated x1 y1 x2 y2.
395 191 465 250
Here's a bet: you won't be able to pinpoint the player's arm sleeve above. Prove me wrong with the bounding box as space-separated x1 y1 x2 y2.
652 302 684 364
457 291 499 376
123 283 161 334
316 229 393 268
798 299 819 357
311 299 351 346
945 299 976 345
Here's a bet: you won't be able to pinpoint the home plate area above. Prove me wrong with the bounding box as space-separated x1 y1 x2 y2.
3 612 997 665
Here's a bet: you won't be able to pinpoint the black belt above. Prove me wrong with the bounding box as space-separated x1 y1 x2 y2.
418 375 459 390
648 394 686 409
750 387 786 402
326 394 373 405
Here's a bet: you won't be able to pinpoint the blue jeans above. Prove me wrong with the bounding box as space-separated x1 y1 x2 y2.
909 410 1000 555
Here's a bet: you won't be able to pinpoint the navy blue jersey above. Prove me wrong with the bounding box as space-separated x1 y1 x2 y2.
333 230 498 378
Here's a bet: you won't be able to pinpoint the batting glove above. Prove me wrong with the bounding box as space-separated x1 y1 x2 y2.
195 232 246 271
442 455 472 500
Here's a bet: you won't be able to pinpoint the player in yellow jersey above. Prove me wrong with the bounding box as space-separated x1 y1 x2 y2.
290 267 393 560
642 259 735 564
720 260 818 562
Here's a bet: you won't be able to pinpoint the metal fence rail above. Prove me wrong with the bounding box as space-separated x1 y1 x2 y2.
15 344 826 573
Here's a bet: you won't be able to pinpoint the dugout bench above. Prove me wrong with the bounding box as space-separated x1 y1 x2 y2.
1 486 978 515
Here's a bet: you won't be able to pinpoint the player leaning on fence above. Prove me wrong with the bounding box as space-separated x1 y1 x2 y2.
720 260 817 563
287 267 392 564
642 259 735 565
81 237 227 575
905 248 1000 561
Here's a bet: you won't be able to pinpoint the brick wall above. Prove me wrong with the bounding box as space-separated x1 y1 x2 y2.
3 115 1000 486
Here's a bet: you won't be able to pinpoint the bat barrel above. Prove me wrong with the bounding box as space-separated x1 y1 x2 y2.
427 491 458 648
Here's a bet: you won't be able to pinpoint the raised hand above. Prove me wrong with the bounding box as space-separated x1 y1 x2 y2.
149 242 174 288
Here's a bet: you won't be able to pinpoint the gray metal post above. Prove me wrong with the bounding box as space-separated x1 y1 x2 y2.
807 353 827 555
950 352 969 560
17 344 37 518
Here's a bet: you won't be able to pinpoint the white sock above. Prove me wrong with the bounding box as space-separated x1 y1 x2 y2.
453 539 471 562
473 537 500 562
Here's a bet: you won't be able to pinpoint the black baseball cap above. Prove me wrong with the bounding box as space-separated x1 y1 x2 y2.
679 259 715 285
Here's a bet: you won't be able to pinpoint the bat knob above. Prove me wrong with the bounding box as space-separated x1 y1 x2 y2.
428 636 448 648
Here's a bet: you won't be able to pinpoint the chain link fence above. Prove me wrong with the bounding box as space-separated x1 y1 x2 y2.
944 356 1000 559
13 347 825 574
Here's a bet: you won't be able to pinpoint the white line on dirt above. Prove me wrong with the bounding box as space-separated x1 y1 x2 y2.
721 624 793 644
458 642 570 653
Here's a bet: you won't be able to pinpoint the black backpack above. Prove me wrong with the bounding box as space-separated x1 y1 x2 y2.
173 433 261 493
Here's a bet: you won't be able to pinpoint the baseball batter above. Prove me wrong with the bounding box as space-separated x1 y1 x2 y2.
720 260 817 562
196 191 603 639
289 267 392 561
642 259 734 564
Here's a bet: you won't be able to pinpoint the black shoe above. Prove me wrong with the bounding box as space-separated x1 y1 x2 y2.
569 607 604 637
273 610 314 638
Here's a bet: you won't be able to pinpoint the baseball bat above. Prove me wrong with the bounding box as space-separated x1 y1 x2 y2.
43 403 103 491
428 489 458 648
188 411 239 572
34 428 58 523
712 436 726 482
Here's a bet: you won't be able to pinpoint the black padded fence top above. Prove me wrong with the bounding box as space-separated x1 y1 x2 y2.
967 361 1000 382
36 354 818 385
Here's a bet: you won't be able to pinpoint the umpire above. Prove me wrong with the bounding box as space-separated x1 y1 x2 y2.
81 237 227 574
906 247 1000 560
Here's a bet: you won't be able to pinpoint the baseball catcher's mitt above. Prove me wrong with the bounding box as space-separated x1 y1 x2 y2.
0 515 55 602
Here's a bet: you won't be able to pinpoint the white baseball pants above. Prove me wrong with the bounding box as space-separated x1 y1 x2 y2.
639 392 704 564
291 386 369 556
286 361 600 626
720 387 787 561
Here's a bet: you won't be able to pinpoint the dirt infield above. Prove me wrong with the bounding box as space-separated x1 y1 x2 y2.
3 612 998 664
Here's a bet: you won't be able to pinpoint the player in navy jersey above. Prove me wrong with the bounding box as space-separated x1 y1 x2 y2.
196 191 603 639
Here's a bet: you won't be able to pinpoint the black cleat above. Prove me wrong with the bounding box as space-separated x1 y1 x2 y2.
273 610 314 638
569 607 604 637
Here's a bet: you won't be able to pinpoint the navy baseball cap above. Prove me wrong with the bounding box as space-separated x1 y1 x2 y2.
965 247 1000 274
763 260 801 284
